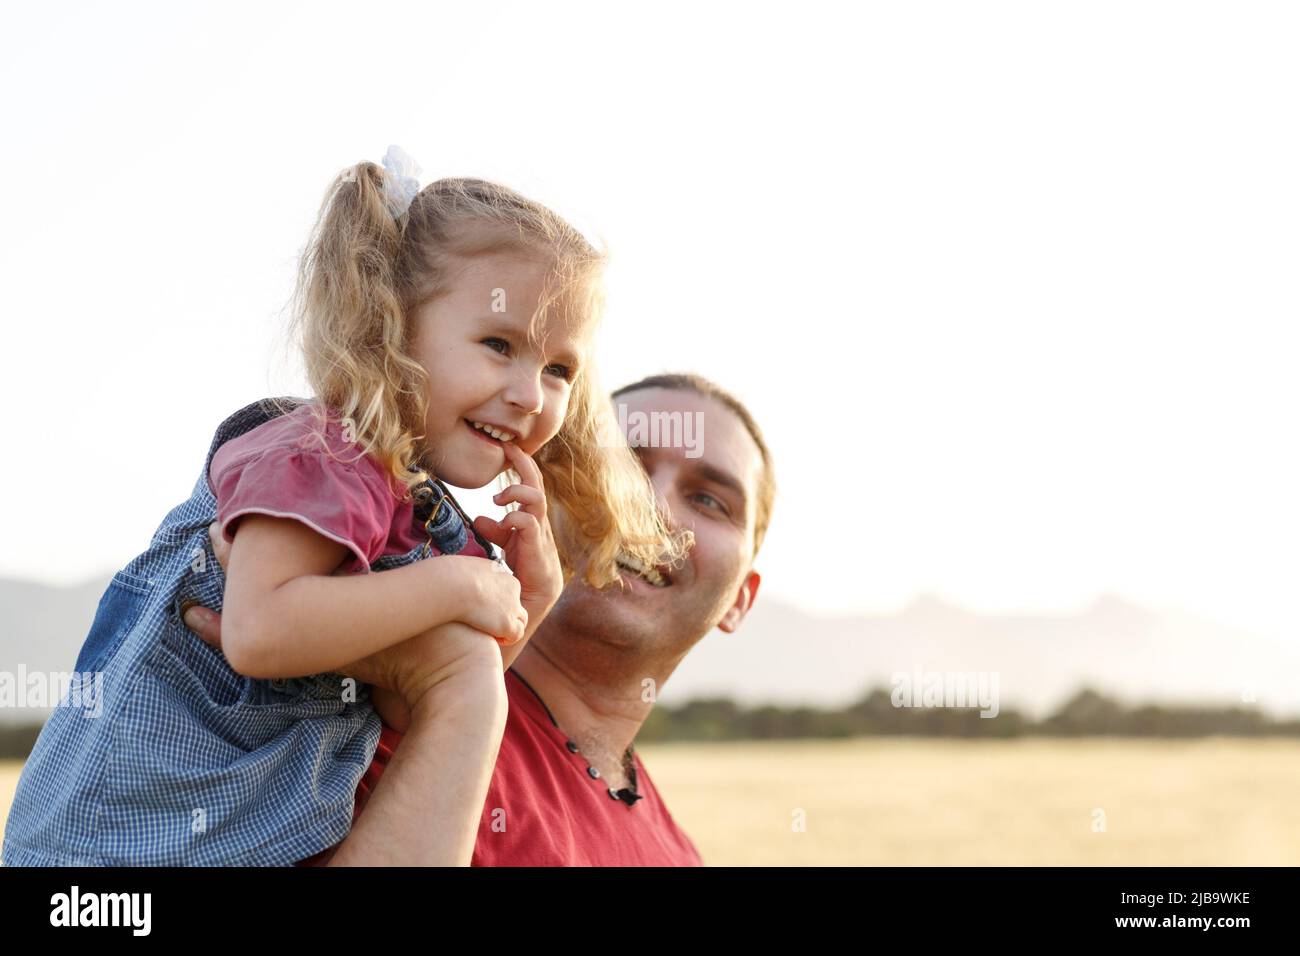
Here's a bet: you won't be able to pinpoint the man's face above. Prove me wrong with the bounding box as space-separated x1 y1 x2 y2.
548 386 764 654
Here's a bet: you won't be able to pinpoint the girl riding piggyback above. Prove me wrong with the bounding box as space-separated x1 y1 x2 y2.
3 146 685 866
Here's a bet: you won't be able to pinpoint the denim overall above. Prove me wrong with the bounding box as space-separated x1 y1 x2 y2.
2 397 483 866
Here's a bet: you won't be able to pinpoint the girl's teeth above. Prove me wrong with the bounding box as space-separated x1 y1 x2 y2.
472 421 514 442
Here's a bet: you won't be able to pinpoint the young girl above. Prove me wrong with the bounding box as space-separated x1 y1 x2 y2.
2 146 685 866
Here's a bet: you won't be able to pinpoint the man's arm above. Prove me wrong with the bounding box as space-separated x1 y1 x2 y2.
327 646 507 866
184 523 510 866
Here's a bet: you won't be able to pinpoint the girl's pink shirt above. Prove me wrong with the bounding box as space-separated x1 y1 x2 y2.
206 403 441 574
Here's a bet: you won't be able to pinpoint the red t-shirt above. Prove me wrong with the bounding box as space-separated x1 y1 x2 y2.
300 669 703 867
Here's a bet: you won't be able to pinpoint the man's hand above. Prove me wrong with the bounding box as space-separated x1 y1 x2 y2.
183 522 507 731
179 521 234 645
473 442 564 645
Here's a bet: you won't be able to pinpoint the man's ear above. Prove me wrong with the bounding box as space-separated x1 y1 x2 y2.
718 569 761 633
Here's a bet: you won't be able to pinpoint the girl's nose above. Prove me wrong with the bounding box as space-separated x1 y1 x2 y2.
503 367 544 415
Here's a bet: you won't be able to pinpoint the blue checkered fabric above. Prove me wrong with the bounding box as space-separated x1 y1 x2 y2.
2 397 479 866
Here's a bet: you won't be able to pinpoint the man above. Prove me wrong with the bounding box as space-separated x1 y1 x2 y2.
185 373 774 865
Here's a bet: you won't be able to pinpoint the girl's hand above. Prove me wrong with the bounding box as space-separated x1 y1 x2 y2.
186 598 504 735
472 442 564 639
445 555 528 644
184 522 508 732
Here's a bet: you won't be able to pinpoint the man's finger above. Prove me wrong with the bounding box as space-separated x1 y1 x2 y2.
182 603 223 648
207 521 232 573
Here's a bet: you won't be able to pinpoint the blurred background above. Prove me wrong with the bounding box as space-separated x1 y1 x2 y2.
2 0 1298 864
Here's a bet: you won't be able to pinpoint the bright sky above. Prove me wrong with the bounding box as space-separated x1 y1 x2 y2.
2 1 1296 645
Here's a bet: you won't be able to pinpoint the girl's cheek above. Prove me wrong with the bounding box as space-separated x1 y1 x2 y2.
551 395 574 437
533 405 567 450
536 418 562 450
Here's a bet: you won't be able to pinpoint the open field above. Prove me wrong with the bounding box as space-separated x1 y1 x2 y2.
638 737 1300 865
4 738 1297 865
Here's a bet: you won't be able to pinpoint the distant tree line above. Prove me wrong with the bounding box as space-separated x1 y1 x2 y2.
2 688 1296 759
0 724 41 760
637 687 1300 742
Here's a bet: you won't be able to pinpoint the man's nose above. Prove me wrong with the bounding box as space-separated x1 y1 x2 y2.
649 472 679 529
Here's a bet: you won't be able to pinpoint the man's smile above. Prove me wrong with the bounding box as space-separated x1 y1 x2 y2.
615 552 673 588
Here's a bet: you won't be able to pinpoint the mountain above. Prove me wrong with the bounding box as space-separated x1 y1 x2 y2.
1 574 111 726
3 576 1297 724
661 593 1300 718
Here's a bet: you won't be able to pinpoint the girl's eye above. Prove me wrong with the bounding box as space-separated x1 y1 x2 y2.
482 338 509 355
545 363 573 381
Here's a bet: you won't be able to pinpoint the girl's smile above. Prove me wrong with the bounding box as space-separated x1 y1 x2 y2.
465 418 520 445
408 250 589 489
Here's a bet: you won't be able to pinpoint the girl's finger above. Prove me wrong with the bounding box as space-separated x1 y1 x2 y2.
496 631 524 647
473 515 511 548
501 441 544 492
475 512 545 549
496 510 541 543
492 483 545 516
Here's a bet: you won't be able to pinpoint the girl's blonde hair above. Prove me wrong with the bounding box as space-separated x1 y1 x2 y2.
285 159 688 587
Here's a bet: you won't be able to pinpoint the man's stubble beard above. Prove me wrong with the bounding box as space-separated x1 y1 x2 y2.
535 577 710 673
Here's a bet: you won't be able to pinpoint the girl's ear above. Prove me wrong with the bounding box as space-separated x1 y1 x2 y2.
718 570 761 634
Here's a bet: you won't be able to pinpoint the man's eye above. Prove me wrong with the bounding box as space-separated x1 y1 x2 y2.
545 363 573 381
692 492 725 513
482 338 509 355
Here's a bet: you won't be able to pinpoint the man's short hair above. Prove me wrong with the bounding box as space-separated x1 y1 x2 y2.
611 372 775 557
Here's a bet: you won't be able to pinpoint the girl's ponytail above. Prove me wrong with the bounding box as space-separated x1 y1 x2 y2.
288 162 433 498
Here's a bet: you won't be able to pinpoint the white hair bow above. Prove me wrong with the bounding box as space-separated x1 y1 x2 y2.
381 144 422 219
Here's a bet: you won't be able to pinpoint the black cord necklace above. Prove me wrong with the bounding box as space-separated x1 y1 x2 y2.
511 669 642 807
